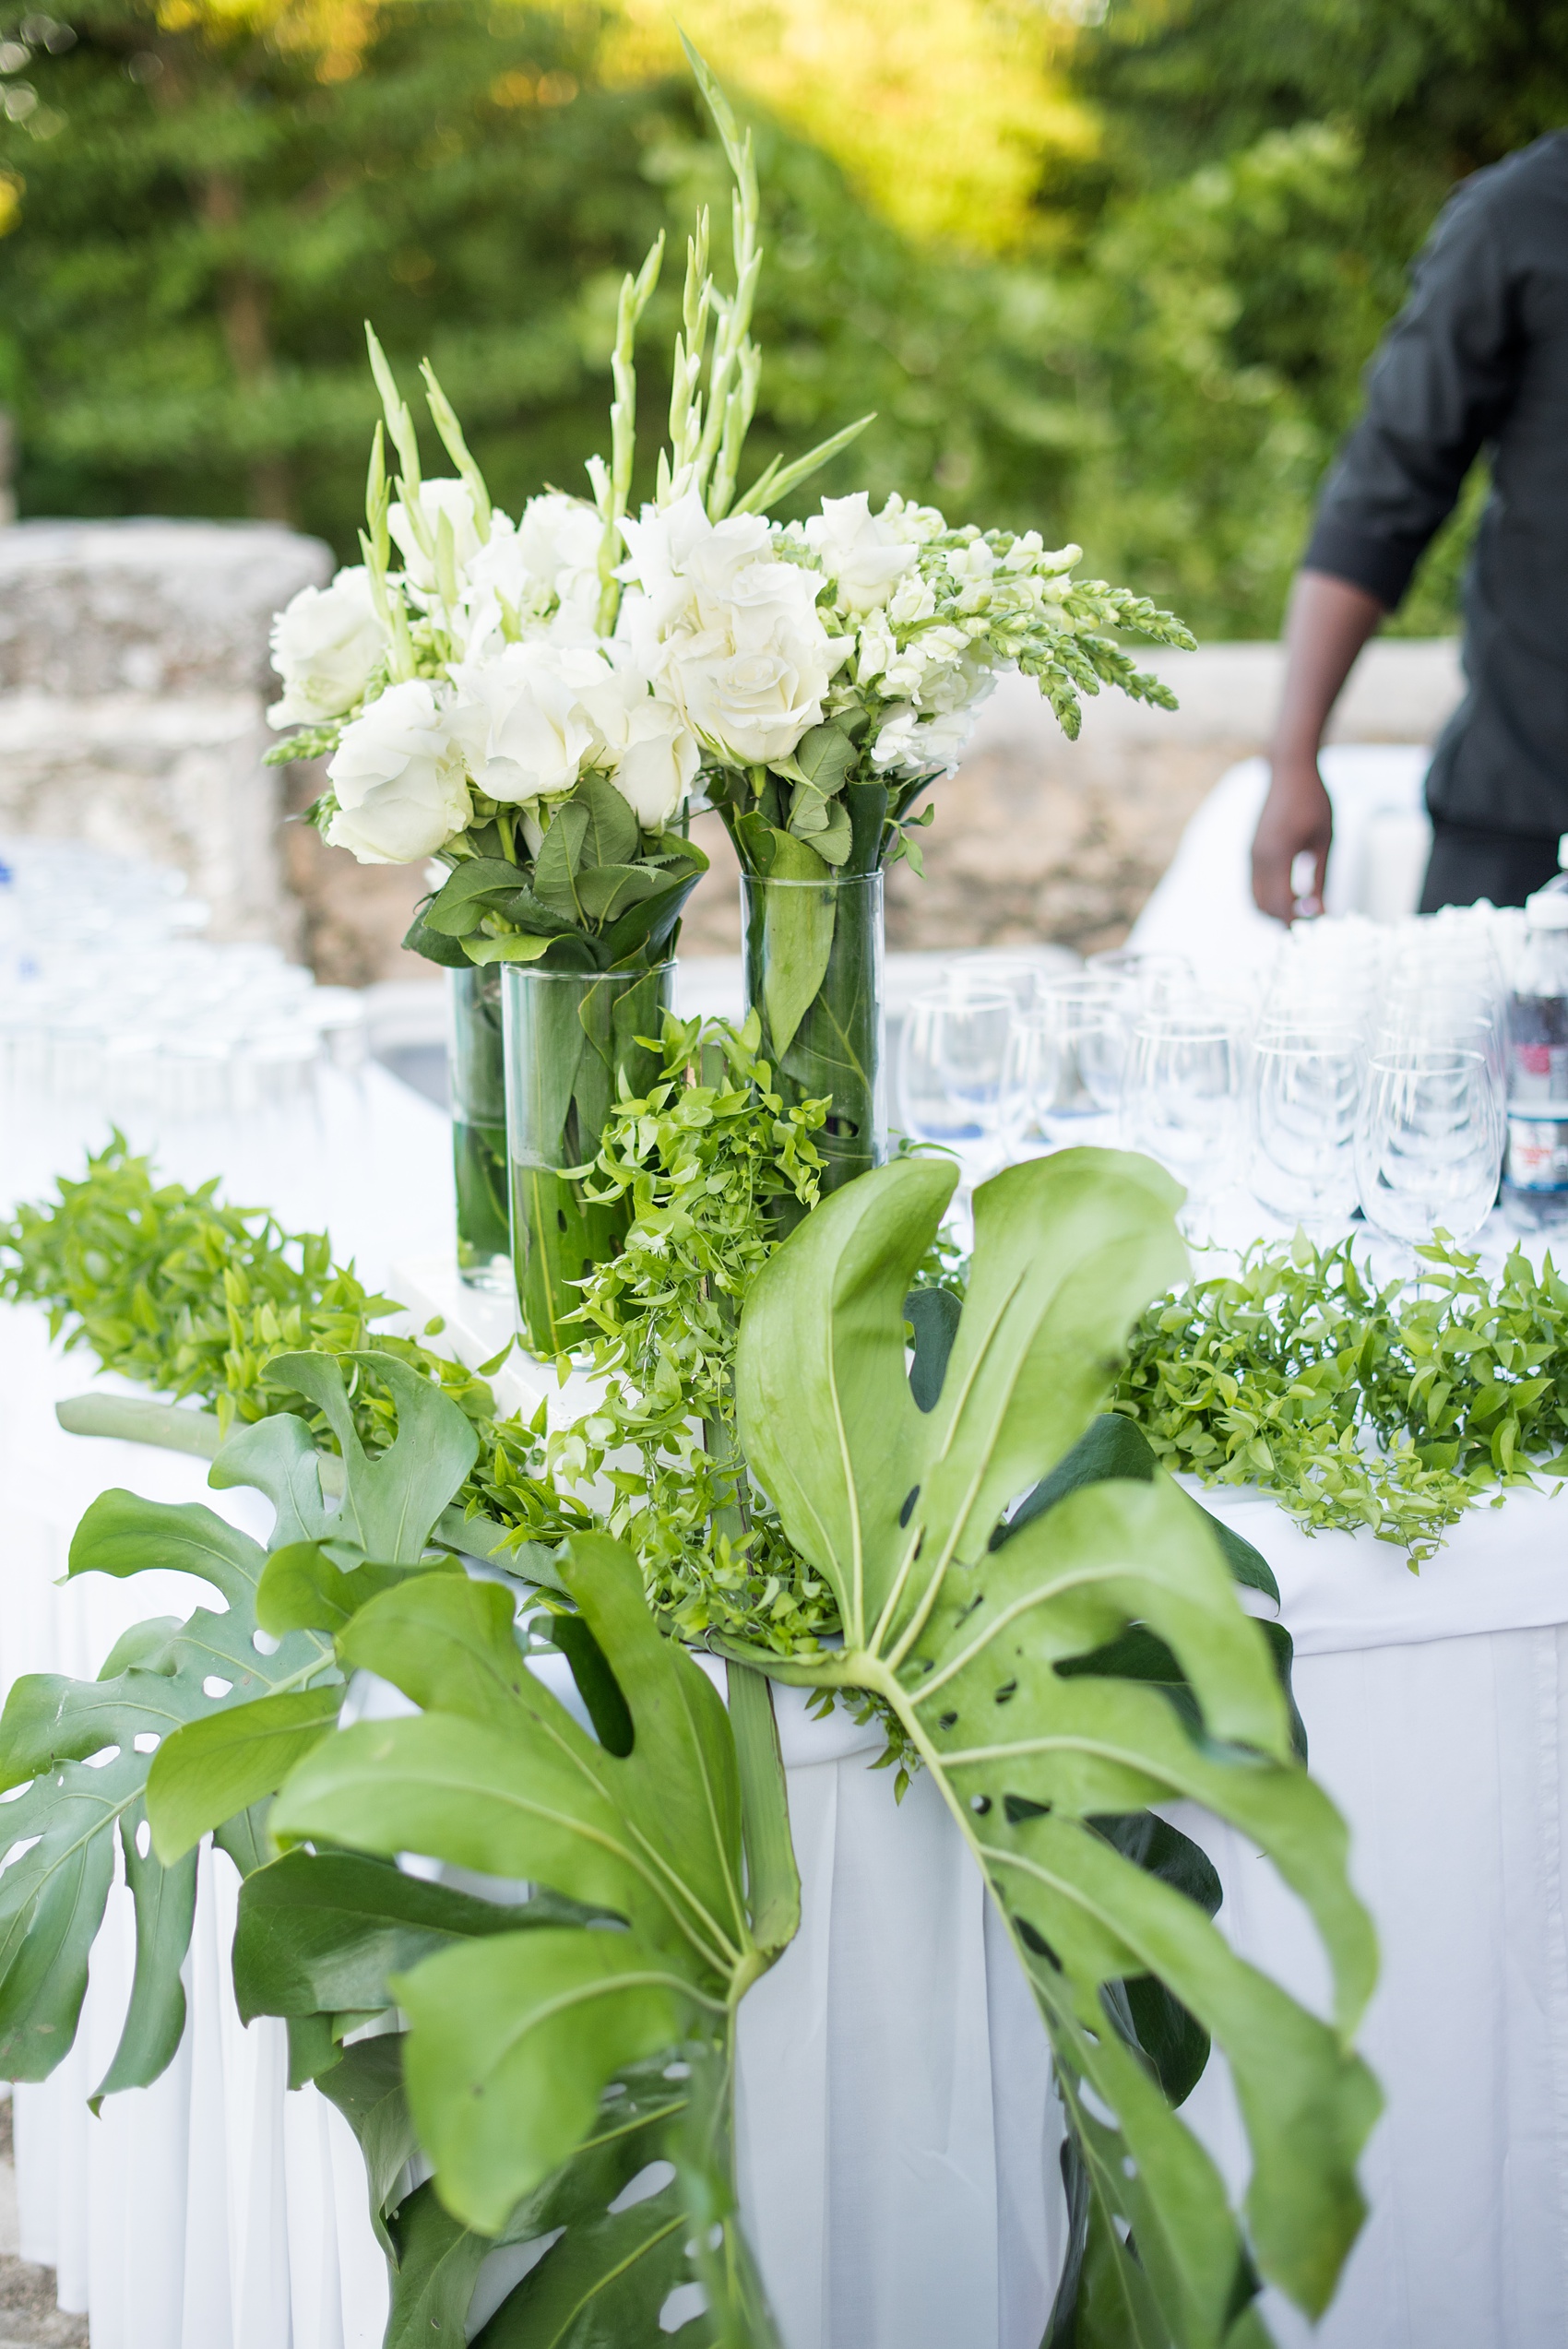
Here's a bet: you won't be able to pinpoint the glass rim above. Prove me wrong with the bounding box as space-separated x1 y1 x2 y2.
905 981 1016 1014
1366 1044 1487 1072
739 872 884 891
498 955 676 983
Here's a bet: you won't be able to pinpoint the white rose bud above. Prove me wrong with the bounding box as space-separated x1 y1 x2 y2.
448 642 597 806
325 680 471 864
803 492 919 614
517 492 605 623
267 566 382 729
388 477 484 595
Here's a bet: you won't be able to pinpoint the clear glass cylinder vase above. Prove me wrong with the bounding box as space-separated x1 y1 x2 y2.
741 870 886 1203
447 965 510 1290
502 959 675 1357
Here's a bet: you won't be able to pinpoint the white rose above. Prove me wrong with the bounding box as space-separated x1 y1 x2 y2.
577 657 699 830
388 478 484 595
448 641 598 806
620 493 848 766
518 492 604 621
803 493 918 615
326 680 471 863
267 566 382 729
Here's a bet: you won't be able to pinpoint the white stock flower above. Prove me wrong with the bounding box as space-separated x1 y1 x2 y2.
803 493 918 614
388 478 484 595
577 657 699 830
449 641 598 806
619 492 848 766
869 701 980 779
518 492 604 621
267 566 381 729
326 680 470 863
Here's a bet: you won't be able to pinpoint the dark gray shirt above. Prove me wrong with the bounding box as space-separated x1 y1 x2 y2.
1304 131 1568 838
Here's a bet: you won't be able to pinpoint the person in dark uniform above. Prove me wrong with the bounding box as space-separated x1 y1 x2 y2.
1251 131 1568 921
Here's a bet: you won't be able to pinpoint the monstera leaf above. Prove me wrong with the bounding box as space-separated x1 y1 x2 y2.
732 1150 1381 2348
0 1348 479 2104
266 1536 791 2346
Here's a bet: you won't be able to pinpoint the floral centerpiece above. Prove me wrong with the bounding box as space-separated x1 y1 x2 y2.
264 40 1194 1327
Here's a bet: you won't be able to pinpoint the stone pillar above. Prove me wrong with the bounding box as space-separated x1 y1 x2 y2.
0 518 331 944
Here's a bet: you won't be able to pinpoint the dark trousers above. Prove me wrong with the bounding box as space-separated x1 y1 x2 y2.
1420 820 1563 912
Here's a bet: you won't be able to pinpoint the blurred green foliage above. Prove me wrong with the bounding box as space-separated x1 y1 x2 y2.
0 0 1562 635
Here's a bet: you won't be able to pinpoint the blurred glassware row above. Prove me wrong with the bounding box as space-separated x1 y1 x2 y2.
897 908 1515 1253
0 837 368 1219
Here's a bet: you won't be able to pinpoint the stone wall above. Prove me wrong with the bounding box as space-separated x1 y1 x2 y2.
0 520 328 944
0 512 1467 976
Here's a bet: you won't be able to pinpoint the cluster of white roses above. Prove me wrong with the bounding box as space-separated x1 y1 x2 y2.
269 475 1084 870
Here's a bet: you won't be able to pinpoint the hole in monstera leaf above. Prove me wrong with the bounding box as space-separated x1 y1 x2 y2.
133 1733 160 1754
558 1209 569 1233
659 2284 709 2333
938 1710 957 1730
994 1679 1017 1705
684 2224 724 2256
83 1746 121 1769
969 1794 992 1815
608 2161 675 2215
1004 1794 1050 1824
662 2061 691 2081
203 1677 232 1699
1080 2084 1119 2130
253 1628 280 1657
602 2082 627 2101
1123 2155 1137 2179
1015 1916 1063 1971
136 1819 152 1860
0 1834 41 1877
898 1486 920 1528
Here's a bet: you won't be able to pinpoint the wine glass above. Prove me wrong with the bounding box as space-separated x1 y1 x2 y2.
1034 976 1134 1136
1354 1047 1503 1254
897 987 1016 1180
1123 1010 1244 1233
1247 1031 1364 1228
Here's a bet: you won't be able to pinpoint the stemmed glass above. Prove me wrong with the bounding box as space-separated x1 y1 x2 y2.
1030 975 1134 1137
1247 1027 1364 1228
897 986 1017 1182
1123 1008 1244 1236
1353 1047 1503 1259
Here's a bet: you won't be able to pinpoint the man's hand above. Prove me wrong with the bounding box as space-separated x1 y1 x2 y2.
1252 753 1334 922
1251 569 1386 923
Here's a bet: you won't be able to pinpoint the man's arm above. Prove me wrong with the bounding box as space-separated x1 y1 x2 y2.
1251 571 1386 921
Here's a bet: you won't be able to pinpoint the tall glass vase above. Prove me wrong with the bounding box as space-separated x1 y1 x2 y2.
447 965 511 1290
503 959 674 1357
741 871 885 1206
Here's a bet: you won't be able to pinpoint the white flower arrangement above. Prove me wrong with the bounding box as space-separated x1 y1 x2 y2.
264 40 1193 968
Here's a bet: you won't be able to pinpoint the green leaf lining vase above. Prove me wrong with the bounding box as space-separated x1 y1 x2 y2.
741 869 885 1221
448 966 511 1291
502 960 674 1357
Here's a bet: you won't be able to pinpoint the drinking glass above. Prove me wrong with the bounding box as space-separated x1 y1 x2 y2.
1034 976 1134 1133
1123 1011 1244 1227
1354 1048 1503 1248
1247 1033 1364 1227
999 1010 1060 1157
897 986 1016 1173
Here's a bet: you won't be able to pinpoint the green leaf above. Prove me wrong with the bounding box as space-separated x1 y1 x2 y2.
574 862 664 923
731 1151 1381 2335
424 860 530 939
146 1684 345 1865
0 1752 133 2077
464 930 556 966
756 829 835 1061
67 1489 268 1608
574 771 640 870
262 1351 479 1564
383 2179 493 2345
232 1849 576 2023
317 2035 421 2265
533 801 592 919
391 1927 682 2235
255 1539 463 1637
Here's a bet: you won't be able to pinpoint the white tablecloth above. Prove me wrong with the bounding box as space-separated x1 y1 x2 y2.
8 1055 1568 2348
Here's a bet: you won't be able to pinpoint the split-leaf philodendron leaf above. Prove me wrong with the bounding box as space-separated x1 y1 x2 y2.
732 1149 1381 2347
